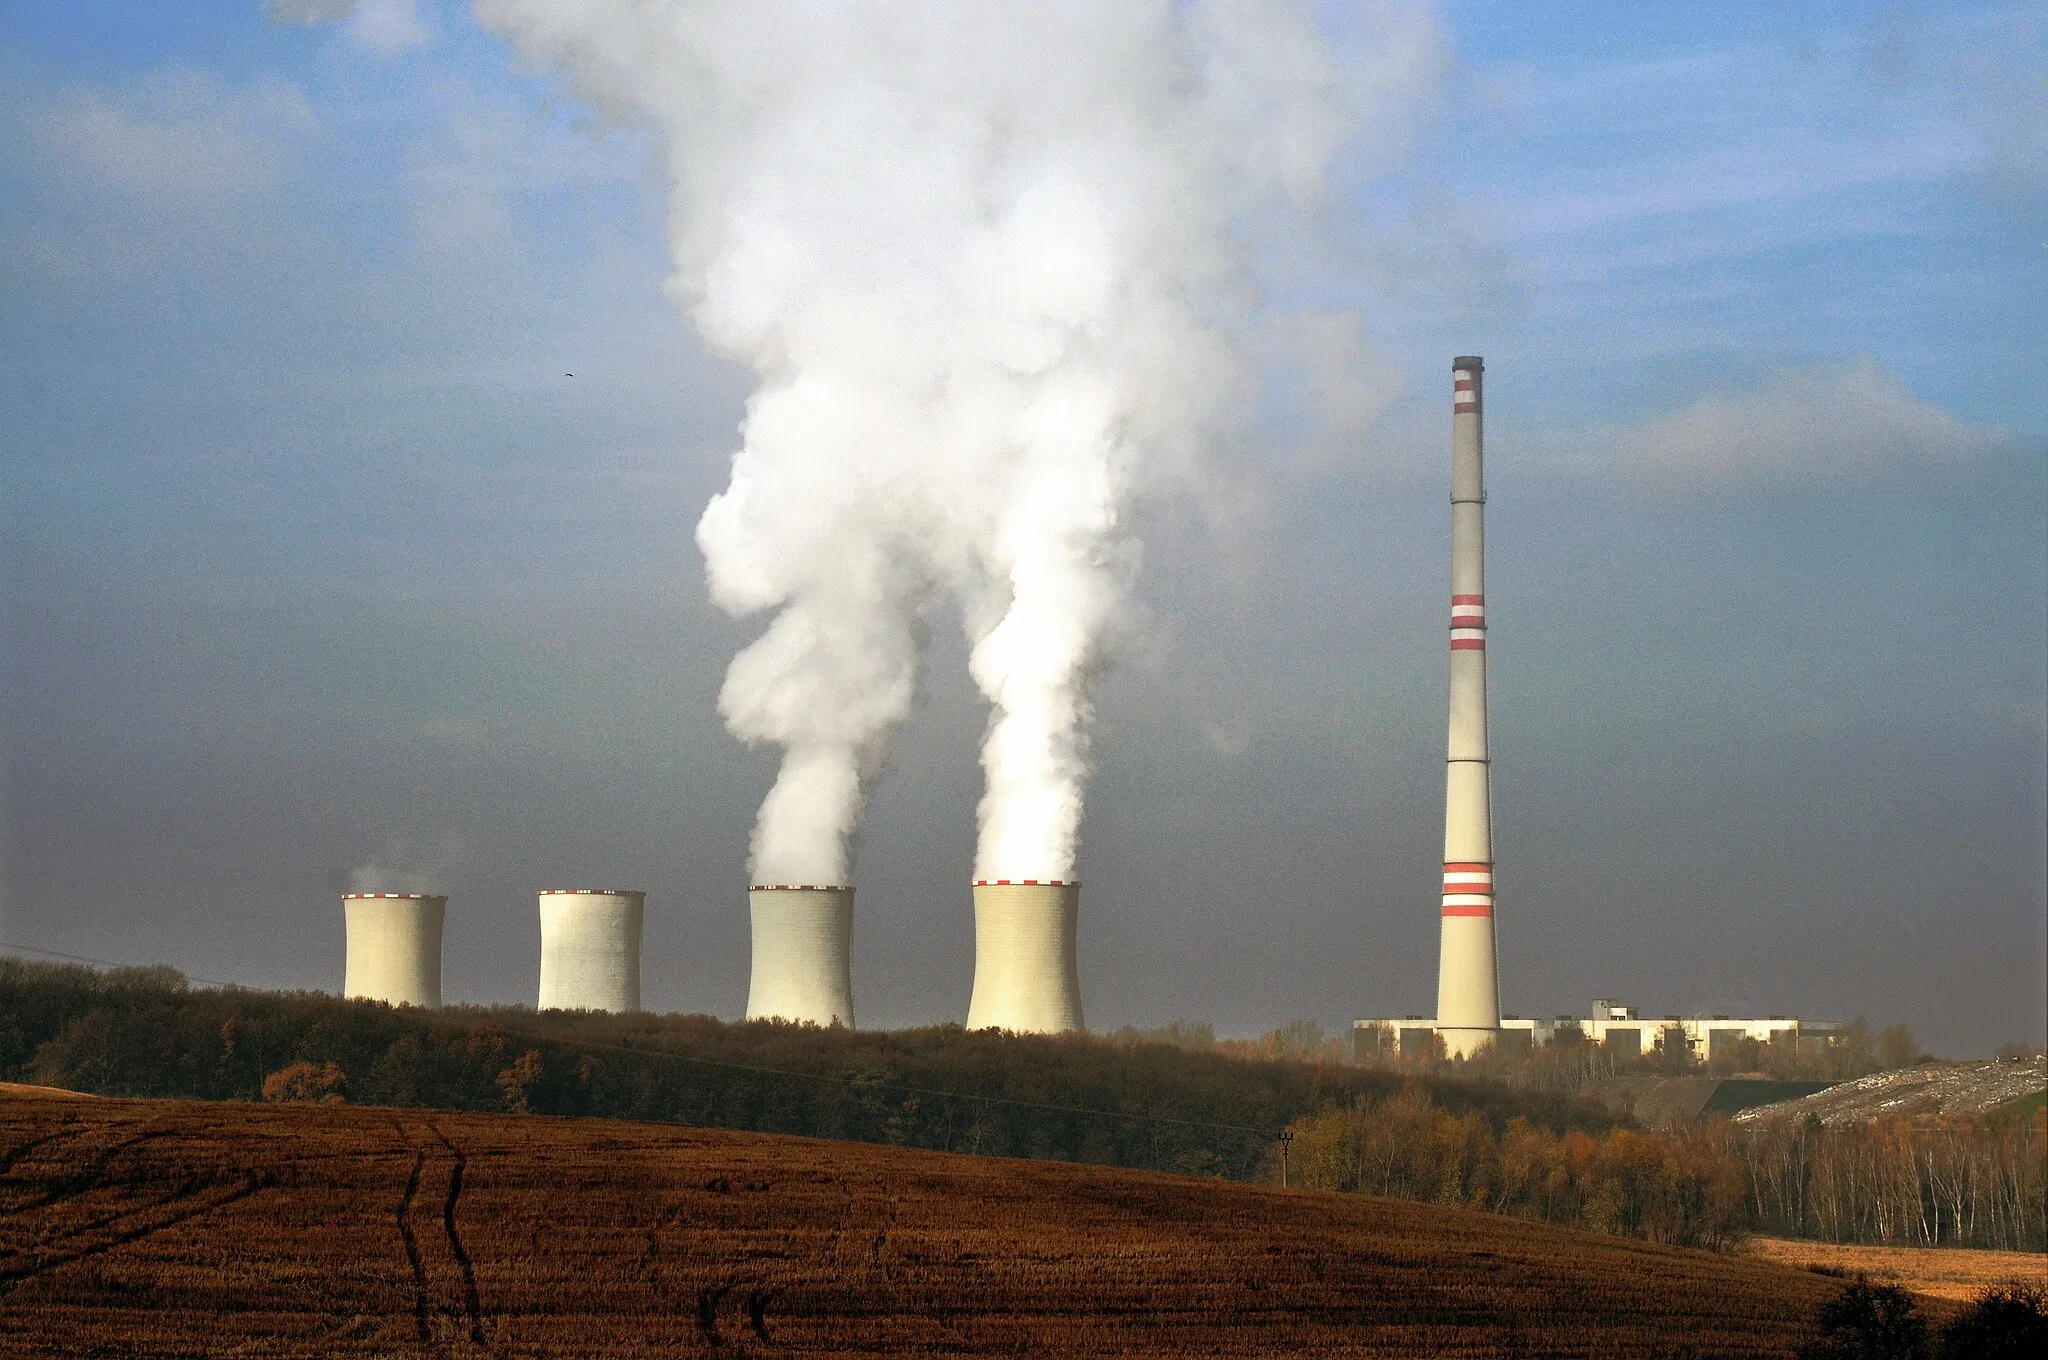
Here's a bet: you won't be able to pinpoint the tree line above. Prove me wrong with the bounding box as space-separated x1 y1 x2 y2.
0 958 1608 1182
1281 1083 2046 1252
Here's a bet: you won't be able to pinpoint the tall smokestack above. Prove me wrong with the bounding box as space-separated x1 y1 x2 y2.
966 880 1083 1033
343 893 444 1007
536 890 644 1013
746 885 855 1026
1435 355 1501 1057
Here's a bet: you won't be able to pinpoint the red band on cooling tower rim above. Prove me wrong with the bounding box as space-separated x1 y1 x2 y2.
749 884 851 892
541 889 641 896
1450 638 1486 650
972 879 1075 887
1442 903 1494 917
342 893 436 900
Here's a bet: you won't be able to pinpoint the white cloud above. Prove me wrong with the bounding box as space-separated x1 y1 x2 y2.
403 83 645 248
0 67 322 283
1615 360 2001 489
264 0 432 55
34 68 316 209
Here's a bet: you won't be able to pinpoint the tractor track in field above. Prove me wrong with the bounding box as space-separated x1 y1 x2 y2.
16 1173 214 1254
427 1120 486 1346
390 1135 432 1345
0 1173 264 1298
0 1126 93 1179
1 1128 174 1215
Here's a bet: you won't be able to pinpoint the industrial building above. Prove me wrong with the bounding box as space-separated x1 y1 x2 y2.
1355 1002 1847 1063
341 892 444 1007
1358 359 1845 1064
746 884 856 1026
1434 355 1501 1057
536 889 644 1013
965 879 1084 1034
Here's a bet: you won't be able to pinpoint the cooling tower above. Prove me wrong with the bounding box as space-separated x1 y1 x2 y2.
1434 355 1502 1058
965 880 1083 1033
746 885 855 1026
536 889 644 1013
342 893 445 1007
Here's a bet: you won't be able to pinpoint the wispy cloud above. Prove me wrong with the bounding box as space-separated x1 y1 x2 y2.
1507 132 1968 239
0 67 323 286
264 0 432 56
1611 359 2002 489
32 68 317 210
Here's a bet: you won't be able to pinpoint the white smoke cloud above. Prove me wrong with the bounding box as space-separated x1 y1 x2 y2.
1618 359 2000 489
347 831 469 894
474 0 1431 882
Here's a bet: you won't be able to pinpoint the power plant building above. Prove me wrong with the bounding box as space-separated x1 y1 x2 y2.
1357 359 1845 1063
342 893 445 1007
746 884 855 1027
966 879 1084 1034
1356 1003 1847 1063
536 889 644 1013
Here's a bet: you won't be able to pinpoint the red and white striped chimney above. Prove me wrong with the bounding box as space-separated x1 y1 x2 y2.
1435 355 1502 1056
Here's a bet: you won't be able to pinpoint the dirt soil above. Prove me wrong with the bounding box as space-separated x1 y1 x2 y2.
1735 1059 2048 1128
1748 1237 2045 1302
0 1093 1851 1358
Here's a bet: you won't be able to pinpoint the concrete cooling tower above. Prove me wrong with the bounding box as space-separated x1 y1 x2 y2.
746 885 855 1027
536 889 645 1013
965 880 1083 1034
342 893 445 1007
1435 355 1502 1057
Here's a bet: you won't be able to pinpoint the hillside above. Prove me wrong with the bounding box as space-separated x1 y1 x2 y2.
0 957 1613 1182
1584 1076 1836 1128
1734 1058 2047 1127
0 1092 1846 1358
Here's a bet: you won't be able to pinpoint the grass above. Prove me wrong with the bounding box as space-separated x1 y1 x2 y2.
0 1092 1853 1357
1748 1238 2045 1303
1992 1088 2047 1121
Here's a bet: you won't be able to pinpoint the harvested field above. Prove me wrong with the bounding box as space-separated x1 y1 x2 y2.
1748 1237 2044 1302
0 1095 1851 1357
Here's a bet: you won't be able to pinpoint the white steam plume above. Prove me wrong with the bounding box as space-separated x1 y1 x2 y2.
476 1 1428 883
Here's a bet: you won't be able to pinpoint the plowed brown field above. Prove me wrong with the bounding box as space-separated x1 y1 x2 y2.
0 1093 1844 1357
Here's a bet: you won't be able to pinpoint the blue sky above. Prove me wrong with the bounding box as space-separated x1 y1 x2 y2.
2 1 2042 1053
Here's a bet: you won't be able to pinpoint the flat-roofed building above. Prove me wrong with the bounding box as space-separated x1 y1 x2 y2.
1354 1002 1842 1063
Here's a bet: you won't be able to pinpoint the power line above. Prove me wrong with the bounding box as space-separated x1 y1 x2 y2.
0 941 241 990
